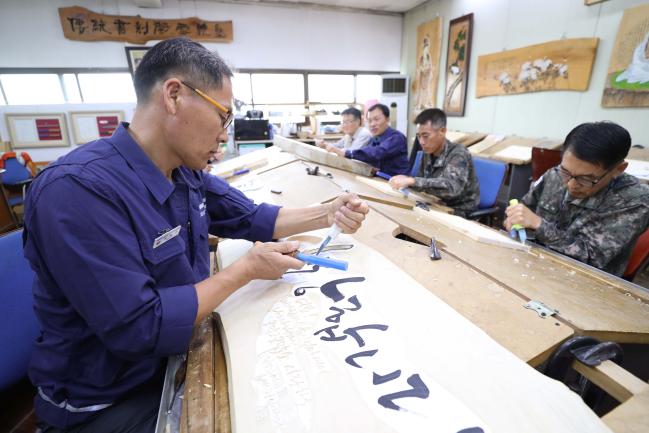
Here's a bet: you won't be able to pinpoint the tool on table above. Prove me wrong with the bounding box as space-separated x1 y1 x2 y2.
508 199 527 244
429 237 442 260
315 224 342 256
303 244 354 255
305 165 333 178
291 251 348 271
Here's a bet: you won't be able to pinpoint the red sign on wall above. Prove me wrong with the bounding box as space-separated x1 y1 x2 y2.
35 118 63 141
97 116 119 137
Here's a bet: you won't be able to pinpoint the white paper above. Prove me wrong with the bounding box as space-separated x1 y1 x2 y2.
626 159 649 181
13 118 38 142
76 116 99 141
493 145 532 162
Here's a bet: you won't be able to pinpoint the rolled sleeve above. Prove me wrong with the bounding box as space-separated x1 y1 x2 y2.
155 284 198 356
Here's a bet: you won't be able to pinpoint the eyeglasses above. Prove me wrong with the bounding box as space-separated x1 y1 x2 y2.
557 165 614 188
180 81 234 129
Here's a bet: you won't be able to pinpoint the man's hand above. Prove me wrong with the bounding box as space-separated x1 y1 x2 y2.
325 144 345 157
315 139 326 148
388 175 415 190
504 203 542 231
327 193 369 233
236 241 304 281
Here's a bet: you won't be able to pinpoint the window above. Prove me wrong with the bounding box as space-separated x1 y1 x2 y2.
62 74 82 103
232 73 252 104
250 73 304 104
77 73 136 103
355 75 382 106
0 74 66 104
308 74 354 103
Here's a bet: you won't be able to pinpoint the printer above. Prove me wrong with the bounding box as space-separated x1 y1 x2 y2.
234 110 270 141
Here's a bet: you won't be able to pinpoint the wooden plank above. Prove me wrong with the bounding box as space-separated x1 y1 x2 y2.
369 201 649 344
354 175 453 213
58 6 233 44
572 360 648 403
231 160 344 208
209 146 297 182
603 386 649 433
476 38 599 97
627 147 649 162
215 226 609 433
413 206 530 251
354 210 573 365
469 134 507 155
183 318 215 433
302 163 415 210
213 314 232 433
476 136 562 165
446 131 488 147
273 135 375 177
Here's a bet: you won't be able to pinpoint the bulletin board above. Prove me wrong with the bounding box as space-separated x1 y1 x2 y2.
70 111 124 144
5 113 70 149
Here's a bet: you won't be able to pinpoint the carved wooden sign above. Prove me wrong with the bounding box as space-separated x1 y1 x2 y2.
476 38 598 97
58 6 233 44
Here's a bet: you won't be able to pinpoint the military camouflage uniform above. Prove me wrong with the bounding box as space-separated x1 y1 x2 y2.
411 139 480 217
522 167 649 276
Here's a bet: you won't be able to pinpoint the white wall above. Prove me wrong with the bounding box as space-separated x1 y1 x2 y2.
401 0 649 146
0 0 402 160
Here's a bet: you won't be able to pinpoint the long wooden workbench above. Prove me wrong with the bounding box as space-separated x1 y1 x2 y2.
175 142 649 433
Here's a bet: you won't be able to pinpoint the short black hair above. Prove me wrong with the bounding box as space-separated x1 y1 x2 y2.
368 103 390 118
415 108 446 129
563 122 631 169
133 37 233 103
341 107 362 121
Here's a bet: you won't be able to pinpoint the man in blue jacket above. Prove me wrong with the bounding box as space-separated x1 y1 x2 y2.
23 37 368 433
325 103 409 176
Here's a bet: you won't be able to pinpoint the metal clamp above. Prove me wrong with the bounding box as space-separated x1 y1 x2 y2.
524 300 559 318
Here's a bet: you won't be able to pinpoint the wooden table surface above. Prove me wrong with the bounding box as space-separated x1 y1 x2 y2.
180 147 649 432
369 202 649 344
471 135 562 165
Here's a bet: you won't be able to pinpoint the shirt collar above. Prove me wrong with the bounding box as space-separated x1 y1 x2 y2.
108 122 175 205
374 127 393 140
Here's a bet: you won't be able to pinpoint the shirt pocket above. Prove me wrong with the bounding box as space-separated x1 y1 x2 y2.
537 198 560 220
141 234 186 266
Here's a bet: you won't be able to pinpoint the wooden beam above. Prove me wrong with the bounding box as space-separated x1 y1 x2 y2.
273 135 375 177
572 359 648 403
603 386 649 433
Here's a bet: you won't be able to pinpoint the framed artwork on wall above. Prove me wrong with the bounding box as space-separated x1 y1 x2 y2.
125 46 150 76
5 113 70 149
70 111 125 144
411 17 442 120
601 3 649 108
443 13 473 117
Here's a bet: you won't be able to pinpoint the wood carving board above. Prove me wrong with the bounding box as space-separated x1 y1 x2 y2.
216 232 611 433
274 135 376 177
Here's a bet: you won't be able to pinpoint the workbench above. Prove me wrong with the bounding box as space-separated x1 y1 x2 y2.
172 141 649 433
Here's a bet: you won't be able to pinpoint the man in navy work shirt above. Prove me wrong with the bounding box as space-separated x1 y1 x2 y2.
325 103 409 176
23 38 369 433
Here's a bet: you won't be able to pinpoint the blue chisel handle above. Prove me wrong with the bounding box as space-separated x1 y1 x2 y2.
375 171 392 180
294 252 348 271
